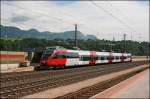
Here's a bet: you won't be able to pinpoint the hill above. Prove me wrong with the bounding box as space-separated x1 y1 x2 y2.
0 25 97 40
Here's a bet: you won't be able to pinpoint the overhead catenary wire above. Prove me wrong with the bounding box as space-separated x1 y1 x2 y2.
2 1 139 41
107 1 135 40
90 1 137 34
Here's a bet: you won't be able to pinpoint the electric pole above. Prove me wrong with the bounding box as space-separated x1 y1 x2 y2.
74 24 77 48
123 34 126 52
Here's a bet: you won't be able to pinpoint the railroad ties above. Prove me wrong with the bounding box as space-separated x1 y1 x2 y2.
0 61 148 98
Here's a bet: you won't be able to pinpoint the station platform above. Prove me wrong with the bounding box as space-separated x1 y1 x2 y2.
91 68 149 98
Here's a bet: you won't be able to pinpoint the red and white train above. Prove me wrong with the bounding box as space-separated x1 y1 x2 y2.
37 46 132 69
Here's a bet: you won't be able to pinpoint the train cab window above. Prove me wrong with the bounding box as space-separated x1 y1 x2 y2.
42 49 53 59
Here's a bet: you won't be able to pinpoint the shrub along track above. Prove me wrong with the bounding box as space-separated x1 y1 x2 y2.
0 61 148 98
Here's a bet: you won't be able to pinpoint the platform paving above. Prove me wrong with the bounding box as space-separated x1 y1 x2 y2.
91 68 149 99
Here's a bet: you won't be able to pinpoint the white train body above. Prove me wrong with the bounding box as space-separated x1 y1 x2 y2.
39 47 132 69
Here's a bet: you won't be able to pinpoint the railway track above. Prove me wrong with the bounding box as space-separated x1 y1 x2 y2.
56 68 148 99
0 61 148 98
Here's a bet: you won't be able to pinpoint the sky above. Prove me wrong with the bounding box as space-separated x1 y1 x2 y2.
1 1 149 42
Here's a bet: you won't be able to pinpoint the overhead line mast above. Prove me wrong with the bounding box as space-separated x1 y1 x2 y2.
75 24 78 48
124 34 126 52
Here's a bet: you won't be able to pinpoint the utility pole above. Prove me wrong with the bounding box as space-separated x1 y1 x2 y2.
4 35 8 67
123 34 126 52
74 24 77 48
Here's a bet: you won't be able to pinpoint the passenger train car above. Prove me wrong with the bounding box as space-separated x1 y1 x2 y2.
36 46 132 70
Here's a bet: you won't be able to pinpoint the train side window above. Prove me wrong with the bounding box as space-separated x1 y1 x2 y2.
120 56 123 59
65 52 79 58
107 56 110 60
113 56 116 59
112 56 114 60
116 56 119 60
124 56 127 59
80 55 86 61
100 56 105 60
93 56 98 60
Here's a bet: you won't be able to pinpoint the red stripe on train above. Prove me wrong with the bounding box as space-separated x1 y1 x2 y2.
121 53 124 62
108 52 112 63
89 52 96 64
44 49 67 66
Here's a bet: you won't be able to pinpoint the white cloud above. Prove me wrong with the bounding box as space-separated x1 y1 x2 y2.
1 1 149 41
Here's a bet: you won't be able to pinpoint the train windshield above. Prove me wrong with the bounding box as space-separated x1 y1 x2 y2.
41 49 53 59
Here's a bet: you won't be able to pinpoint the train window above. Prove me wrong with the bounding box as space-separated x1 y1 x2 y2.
107 56 109 60
66 52 79 58
113 56 116 59
43 49 53 54
124 56 127 59
81 55 91 61
112 56 114 60
120 56 123 59
116 56 119 60
107 56 110 60
55 52 79 58
54 52 66 58
92 56 98 60
42 54 49 59
42 49 53 59
100 56 105 60
107 56 114 60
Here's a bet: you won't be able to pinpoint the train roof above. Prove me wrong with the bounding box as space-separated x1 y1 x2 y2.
45 46 131 55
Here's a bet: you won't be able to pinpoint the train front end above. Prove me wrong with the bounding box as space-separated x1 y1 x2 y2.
39 47 67 69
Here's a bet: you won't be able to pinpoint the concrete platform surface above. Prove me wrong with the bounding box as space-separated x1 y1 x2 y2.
91 68 149 99
0 64 34 73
